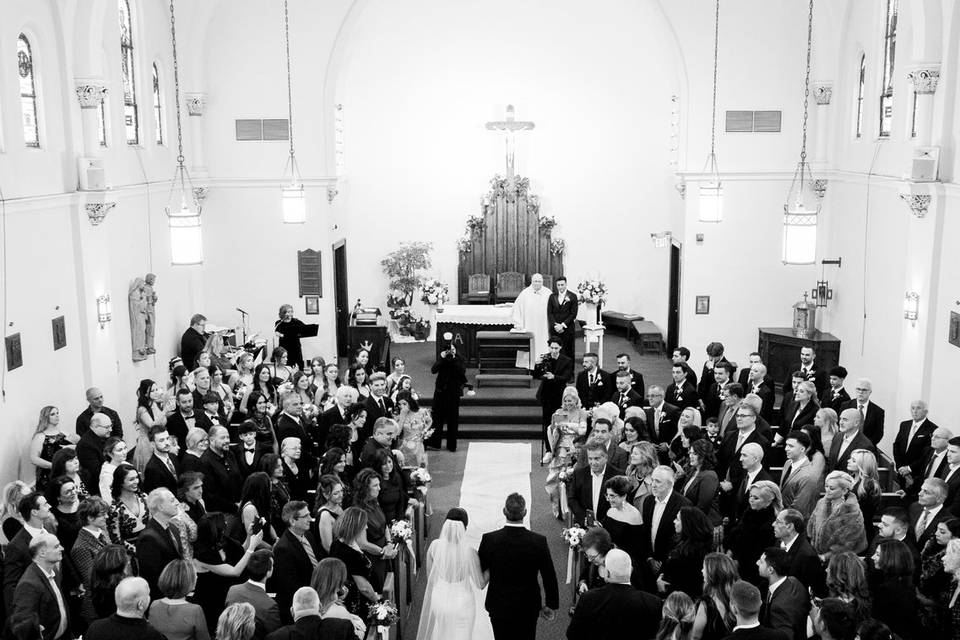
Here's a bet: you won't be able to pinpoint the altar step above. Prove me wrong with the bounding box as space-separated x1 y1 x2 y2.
475 373 533 388
419 393 541 439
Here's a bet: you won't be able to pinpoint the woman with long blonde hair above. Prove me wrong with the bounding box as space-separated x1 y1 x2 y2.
657 591 696 640
30 405 74 491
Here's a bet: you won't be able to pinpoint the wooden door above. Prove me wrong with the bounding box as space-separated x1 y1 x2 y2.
333 241 349 357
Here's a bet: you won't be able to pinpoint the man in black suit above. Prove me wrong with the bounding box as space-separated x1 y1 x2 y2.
641 466 692 571
744 363 776 423
819 366 850 414
362 373 394 446
136 488 183 599
568 441 622 525
943 437 960 516
757 548 810 640
773 508 825 596
665 364 699 412
909 478 951 550
737 352 774 389
717 403 770 490
726 580 787 640
142 425 180 494
478 493 559 640
165 388 213 453
76 386 124 438
643 386 681 462
732 443 773 517
426 338 467 452
84 577 168 640
236 421 269 478
672 347 698 388
575 419 629 471
614 353 646 400
913 427 952 497
77 413 112 495
894 400 938 490
9 533 69 640
575 352 612 409
703 361 735 420
534 337 574 455
266 586 353 640
612 370 644 420
201 426 243 514
179 313 207 370
318 386 359 449
3 494 53 613
547 276 579 360
566 549 662 640
276 393 313 453
272 501 323 624
826 408 875 473
783 346 829 399
718 383 745 436
840 378 885 445
867 507 921 573
697 341 730 400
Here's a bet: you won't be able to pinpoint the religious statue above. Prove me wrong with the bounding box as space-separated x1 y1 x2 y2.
143 273 158 354
129 277 148 361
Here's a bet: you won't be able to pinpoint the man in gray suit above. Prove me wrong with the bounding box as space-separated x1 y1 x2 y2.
226 549 282 635
780 431 822 518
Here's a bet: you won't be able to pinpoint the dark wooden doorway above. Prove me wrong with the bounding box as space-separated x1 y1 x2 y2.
333 241 349 357
667 243 681 355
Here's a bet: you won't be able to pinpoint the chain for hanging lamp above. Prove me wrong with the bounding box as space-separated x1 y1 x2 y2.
783 0 819 264
165 0 203 265
280 0 306 224
699 0 723 223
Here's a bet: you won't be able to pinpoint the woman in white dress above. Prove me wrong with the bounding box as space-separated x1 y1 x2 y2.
416 508 492 640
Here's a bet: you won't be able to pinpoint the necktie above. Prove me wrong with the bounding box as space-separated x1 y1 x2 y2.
299 534 319 568
620 393 627 406
859 403 866 421
917 509 931 539
654 409 661 437
590 373 596 385
781 465 793 487
165 456 176 477
736 433 746 451
907 423 920 449
378 398 385 413
47 572 68 639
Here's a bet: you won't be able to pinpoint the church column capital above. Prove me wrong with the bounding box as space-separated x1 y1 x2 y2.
75 80 108 109
899 193 932 218
85 202 117 226
907 66 940 94
186 93 207 116
812 82 833 105
327 186 339 203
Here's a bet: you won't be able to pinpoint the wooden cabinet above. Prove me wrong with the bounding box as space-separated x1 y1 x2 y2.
758 328 840 391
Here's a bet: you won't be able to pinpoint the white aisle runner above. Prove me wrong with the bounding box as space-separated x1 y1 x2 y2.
459 442 533 549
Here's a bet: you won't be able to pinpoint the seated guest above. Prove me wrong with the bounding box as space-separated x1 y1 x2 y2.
3 494 54 613
723 480 780 586
236 420 269 478
600 476 643 565
266 586 353 640
86 576 167 640
773 508 826 596
77 414 112 496
807 471 868 562
577 526 616 594
107 464 148 548
179 428 208 475
869 539 920 639
840 378 885 445
566 549 662 640
724 580 785 640
76 387 124 438
893 400 938 492
142 425 180 494
780 431 822 518
641 466 692 584
273 502 323 624
657 506 712 598
148 559 210 640
848 449 882 528
136 488 184 599
311 558 367 639
824 552 871 626
280 437 313 505
568 441 622 525
201 426 242 514
225 549 282 634
757 547 809 640
692 552 739 640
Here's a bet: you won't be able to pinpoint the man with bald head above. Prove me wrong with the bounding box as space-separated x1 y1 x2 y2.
827 408 875 472
84 577 166 640
76 386 123 437
266 586 354 640
733 442 773 517
9 533 69 640
512 272 551 363
201 425 242 513
840 378 885 445
77 412 113 495
914 427 954 494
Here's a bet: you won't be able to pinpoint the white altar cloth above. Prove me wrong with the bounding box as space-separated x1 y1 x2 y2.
433 304 514 326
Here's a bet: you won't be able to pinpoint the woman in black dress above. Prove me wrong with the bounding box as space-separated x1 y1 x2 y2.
599 476 643 564
352 468 399 589
372 448 407 523
313 474 345 556
30 405 73 492
692 552 739 640
869 538 920 639
329 506 390 619
658 506 713 598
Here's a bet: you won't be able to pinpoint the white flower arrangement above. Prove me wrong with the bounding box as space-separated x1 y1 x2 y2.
561 525 587 550
368 599 399 626
550 238 566 256
456 236 472 254
419 278 450 306
577 278 608 305
410 467 432 485
417 427 435 443
557 465 575 483
389 519 413 543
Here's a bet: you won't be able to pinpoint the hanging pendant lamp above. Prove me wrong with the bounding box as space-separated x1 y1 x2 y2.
782 0 819 264
280 0 306 223
699 0 723 223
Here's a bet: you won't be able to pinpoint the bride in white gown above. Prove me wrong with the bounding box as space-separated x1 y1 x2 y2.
416 509 494 640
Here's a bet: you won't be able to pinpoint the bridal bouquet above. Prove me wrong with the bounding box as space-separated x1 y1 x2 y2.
417 427 435 443
557 465 575 484
389 520 413 544
577 278 608 305
369 599 399 638
561 525 587 550
419 279 450 306
410 467 432 486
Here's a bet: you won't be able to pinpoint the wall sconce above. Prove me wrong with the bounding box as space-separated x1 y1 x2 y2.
811 258 841 308
96 295 112 329
650 232 672 248
904 291 920 326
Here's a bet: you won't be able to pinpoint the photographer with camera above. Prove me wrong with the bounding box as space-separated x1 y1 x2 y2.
534 337 573 463
425 334 467 453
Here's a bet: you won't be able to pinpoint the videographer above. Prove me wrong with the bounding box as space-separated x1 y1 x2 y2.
534 336 573 463
425 334 467 452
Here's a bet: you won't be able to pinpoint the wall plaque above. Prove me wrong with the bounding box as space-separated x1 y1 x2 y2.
298 249 322 297
52 316 67 350
5 333 22 371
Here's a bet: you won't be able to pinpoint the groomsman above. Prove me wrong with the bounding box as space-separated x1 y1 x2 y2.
614 353 646 399
783 346 829 398
613 371 643 419
643 386 680 463
697 341 730 399
703 362 735 420
547 276 578 360
665 364 699 412
575 353 612 409
534 337 573 456
820 366 850 414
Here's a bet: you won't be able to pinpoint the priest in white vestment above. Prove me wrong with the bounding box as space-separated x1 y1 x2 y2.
511 273 551 365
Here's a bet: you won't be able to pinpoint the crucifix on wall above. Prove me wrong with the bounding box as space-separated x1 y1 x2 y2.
485 104 535 178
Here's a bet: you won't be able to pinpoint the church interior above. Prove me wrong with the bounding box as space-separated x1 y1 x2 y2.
1 0 960 636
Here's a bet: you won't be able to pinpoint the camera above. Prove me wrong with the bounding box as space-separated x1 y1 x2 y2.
250 517 266 535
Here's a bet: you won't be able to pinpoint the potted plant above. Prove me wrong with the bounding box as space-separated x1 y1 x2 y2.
381 242 434 310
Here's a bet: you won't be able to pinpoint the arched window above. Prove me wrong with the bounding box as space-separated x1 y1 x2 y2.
119 0 139 144
855 53 866 139
17 35 40 147
98 102 108 147
152 63 163 144
878 0 898 137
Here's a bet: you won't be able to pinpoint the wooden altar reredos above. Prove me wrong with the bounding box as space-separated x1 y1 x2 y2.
457 175 564 303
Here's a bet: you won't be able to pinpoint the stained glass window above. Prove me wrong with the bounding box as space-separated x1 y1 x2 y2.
152 63 163 144
879 0 898 138
17 35 39 147
120 0 139 144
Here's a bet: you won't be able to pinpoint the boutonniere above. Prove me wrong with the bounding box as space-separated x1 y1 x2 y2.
595 379 603 387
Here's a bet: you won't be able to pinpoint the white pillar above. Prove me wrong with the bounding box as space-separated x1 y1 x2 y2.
907 66 939 147
74 79 108 156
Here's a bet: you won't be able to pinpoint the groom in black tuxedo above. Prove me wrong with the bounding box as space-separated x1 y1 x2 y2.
479 493 559 640
547 275 578 360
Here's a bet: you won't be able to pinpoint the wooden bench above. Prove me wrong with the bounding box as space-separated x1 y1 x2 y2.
601 311 644 337
631 320 664 355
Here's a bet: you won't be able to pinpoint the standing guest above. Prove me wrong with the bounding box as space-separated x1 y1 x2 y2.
566 549 662 640
680 439 722 536
547 275 578 360
479 493 559 640
426 336 467 452
50 448 89 500
319 387 355 448
894 400 938 493
180 314 208 370
655 591 696 640
716 403 769 495
236 420 269 478
347 364 371 400
276 393 313 455
641 466 692 586
729 442 772 519
384 356 406 394
918 517 960 599
199 391 229 431
353 347 374 377
76 387 124 438
311 559 367 638
314 475 345 554
717 383 744 437
201 426 242 514
815 408 841 462
3 494 54 613
810 597 859 640
351 469 398 589
600 476 644 564
317 363 342 408
576 418 629 470
177 472 206 528
697 342 729 401
245 392 279 454
266 586 353 640
106 464 148 548
807 471 868 561
9 533 70 640
613 369 645 420
672 347 698 388
723 580 785 640
912 478 952 551
657 506 713 598
703 361 734 421
723 481 781 586
575 352 613 410
71 497 111 625
0 480 31 543
90 545 132 620
251 364 280 412
216 603 257 640
389 374 419 404
281 438 313 505
756 547 809 640
535 336 574 460
545 387 589 518
291 371 320 426
823 552 872 625
362 372 394 449
274 303 318 371
940 538 960 639
666 363 700 413
179 428 209 475
626 443 660 509
192 514 262 634
273 501 323 624
148 560 210 640
777 381 819 445
841 378 885 446
568 442 621 525
261 455 292 534
576 527 616 594
192 368 223 420
869 539 920 638
232 353 257 412
395 391 433 469
799 425 828 480
268 347 295 384
136 488 184 599
329 507 381 616
224 550 281 634
46 476 82 556
168 364 192 396
773 508 826 595
847 449 882 527
142 425 180 494
165 389 211 462
619 415 648 452
820 366 850 414
691 553 739 640
30 405 74 492
318 449 351 501
827 408 875 473
783 346 828 398
77 414 112 496
237 472 278 546
744 363 775 423
371 449 407 523
86 577 167 640
613 352 646 401
780 431 822 518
